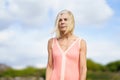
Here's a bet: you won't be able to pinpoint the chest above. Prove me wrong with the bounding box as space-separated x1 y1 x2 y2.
58 39 77 52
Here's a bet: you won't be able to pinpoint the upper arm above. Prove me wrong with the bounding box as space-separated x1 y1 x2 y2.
47 38 53 68
80 39 87 67
80 39 87 55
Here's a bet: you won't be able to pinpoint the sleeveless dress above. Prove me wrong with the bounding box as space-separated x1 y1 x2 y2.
50 38 81 80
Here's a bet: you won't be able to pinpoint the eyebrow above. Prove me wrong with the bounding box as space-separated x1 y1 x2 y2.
59 18 68 21
60 13 64 15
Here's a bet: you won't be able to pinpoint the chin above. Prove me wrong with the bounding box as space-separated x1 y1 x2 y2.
60 28 67 32
60 29 66 32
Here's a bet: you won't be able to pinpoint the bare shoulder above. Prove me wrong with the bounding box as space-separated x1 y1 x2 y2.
48 38 54 47
80 38 87 54
81 39 87 45
48 38 53 44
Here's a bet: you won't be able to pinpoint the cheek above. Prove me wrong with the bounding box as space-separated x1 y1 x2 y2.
58 22 61 26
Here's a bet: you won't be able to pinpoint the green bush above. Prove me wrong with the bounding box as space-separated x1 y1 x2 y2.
0 66 46 78
106 61 120 72
87 59 106 71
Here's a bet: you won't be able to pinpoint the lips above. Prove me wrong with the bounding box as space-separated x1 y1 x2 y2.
60 26 67 28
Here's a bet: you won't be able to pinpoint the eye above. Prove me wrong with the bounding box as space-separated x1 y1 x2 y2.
64 18 67 21
59 19 62 22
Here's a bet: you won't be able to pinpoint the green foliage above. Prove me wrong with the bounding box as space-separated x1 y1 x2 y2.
39 68 46 78
1 59 120 80
106 61 120 72
87 59 106 71
87 71 120 80
0 66 46 78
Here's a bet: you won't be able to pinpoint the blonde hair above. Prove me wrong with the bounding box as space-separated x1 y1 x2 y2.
54 10 75 38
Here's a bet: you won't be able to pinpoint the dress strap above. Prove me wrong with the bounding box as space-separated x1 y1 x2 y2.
78 37 82 49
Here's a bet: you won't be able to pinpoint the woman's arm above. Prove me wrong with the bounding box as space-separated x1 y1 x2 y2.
79 39 87 80
46 38 53 80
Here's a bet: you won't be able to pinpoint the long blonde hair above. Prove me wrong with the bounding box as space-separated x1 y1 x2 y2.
54 10 75 38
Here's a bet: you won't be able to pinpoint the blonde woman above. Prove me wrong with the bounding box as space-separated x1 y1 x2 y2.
46 10 87 80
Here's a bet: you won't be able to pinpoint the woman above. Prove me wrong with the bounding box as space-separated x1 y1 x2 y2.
46 10 87 80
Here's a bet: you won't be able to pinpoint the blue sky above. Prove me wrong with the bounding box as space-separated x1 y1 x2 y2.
0 0 120 69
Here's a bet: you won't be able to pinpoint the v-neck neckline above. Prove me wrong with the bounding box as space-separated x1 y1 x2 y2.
56 38 79 54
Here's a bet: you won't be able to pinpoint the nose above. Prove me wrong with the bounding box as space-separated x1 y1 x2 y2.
61 20 65 24
61 22 65 26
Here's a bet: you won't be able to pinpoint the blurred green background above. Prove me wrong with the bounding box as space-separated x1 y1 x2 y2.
0 59 120 80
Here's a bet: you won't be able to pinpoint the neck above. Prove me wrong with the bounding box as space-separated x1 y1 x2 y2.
60 32 73 40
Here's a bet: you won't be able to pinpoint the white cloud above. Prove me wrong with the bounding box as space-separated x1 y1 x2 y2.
8 0 49 26
0 25 49 68
0 30 15 42
0 0 12 19
0 0 49 29
0 0 114 30
48 0 114 25
87 39 120 64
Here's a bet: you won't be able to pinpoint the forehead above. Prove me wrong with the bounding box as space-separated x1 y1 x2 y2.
59 13 70 19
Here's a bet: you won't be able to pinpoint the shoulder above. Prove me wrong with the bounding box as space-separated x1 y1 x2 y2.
73 35 87 45
48 38 53 43
48 38 53 50
77 37 87 48
80 38 87 51
48 38 54 45
76 36 86 44
81 39 86 45
48 37 56 47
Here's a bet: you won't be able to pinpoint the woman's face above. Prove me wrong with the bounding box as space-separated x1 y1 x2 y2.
58 13 70 33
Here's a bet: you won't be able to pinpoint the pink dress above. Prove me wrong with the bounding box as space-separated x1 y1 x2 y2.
50 38 81 80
